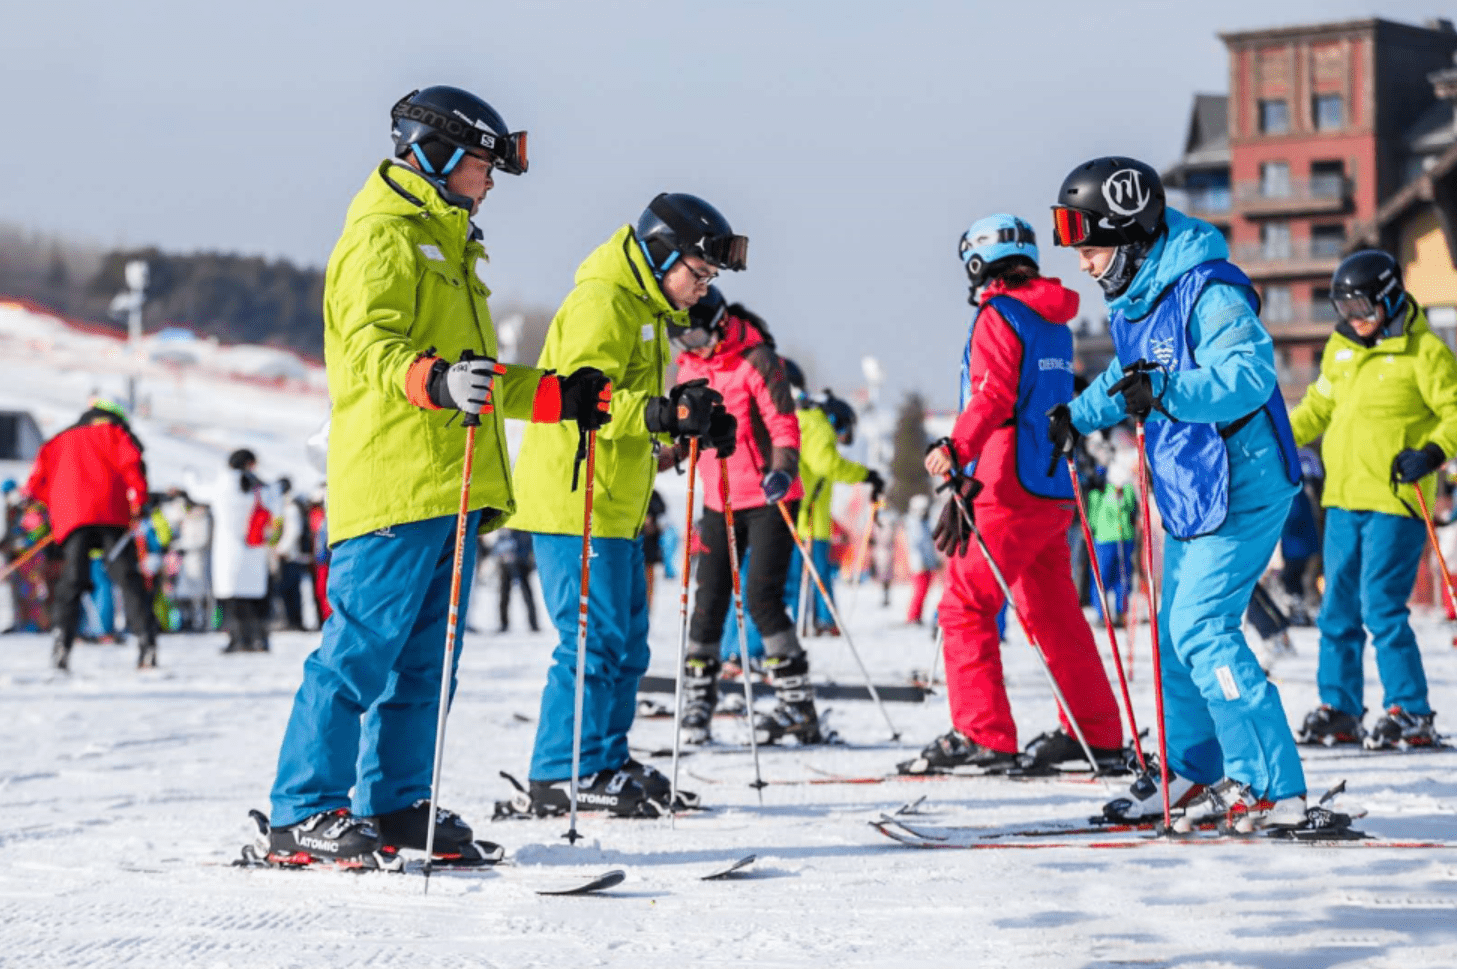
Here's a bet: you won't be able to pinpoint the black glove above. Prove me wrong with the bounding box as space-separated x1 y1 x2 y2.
864 469 886 503
1392 443 1446 484
1107 361 1167 422
427 354 506 415
559 367 613 432
644 378 722 438
706 407 737 457
1046 404 1081 475
932 476 982 558
761 469 793 504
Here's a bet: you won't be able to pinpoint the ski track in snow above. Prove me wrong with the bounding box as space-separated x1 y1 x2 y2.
3 598 1456 969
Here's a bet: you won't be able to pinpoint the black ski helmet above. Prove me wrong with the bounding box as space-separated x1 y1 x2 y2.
781 357 806 392
821 393 858 445
391 86 528 177
636 193 748 277
1331 250 1407 324
668 284 727 351
1051 157 1166 248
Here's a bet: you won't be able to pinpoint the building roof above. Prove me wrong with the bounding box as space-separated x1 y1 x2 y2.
1407 99 1456 154
1164 94 1229 185
1220 16 1453 45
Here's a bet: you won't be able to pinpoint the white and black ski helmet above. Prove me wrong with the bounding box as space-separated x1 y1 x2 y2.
391 86 528 177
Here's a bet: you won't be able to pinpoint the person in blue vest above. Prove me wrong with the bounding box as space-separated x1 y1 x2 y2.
898 213 1123 776
1047 157 1312 830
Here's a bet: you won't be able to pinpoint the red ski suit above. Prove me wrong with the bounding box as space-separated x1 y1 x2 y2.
940 277 1121 753
25 414 147 544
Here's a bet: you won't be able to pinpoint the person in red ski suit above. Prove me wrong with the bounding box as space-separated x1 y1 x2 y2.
25 399 156 671
665 290 828 746
899 214 1123 775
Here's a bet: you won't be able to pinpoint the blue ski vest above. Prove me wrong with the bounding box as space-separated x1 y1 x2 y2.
958 294 1074 500
1109 260 1301 540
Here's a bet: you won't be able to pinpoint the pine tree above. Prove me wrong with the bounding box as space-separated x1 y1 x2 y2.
887 392 930 514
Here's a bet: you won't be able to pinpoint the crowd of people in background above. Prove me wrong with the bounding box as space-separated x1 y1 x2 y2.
1 401 333 668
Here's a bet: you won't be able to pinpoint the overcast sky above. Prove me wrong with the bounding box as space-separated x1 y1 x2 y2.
3 0 1448 410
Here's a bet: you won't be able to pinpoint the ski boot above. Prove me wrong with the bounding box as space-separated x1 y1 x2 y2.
1170 778 1306 834
754 652 828 745
51 630 72 672
260 808 402 870
679 654 720 746
620 757 700 811
1015 729 1126 773
1298 704 1365 746
1099 759 1205 824
371 799 503 866
1365 707 1441 750
897 729 1015 775
135 636 158 670
501 768 662 819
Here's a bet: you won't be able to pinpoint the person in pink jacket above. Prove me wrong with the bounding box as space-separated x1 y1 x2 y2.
663 289 823 745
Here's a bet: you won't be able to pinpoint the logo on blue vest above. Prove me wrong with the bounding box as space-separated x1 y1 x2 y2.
1149 337 1177 368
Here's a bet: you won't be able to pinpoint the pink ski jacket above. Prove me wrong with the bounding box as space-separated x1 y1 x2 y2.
672 316 802 512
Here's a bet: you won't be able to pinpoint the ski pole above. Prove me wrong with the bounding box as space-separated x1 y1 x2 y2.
797 553 812 637
564 427 598 846
423 395 485 889
943 482 1103 775
774 500 900 740
719 461 766 801
924 623 944 688
845 497 883 620
669 438 700 824
1412 484 1457 635
105 520 145 564
0 534 53 583
1065 459 1145 771
1132 420 1173 831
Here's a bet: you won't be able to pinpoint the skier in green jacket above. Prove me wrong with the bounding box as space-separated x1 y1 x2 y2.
1290 250 1457 750
265 86 610 870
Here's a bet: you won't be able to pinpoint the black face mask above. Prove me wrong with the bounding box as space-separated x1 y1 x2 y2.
1095 240 1151 298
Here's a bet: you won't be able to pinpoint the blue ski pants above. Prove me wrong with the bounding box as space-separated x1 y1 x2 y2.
270 511 481 827
529 533 648 782
1093 540 1133 621
1157 497 1306 800
1316 508 1431 718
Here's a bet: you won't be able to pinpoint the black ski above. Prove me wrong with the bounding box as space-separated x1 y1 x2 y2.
637 674 929 704
536 869 626 895
702 855 756 880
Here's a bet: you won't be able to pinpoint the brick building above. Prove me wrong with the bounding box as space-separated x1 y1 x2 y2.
1157 16 1457 397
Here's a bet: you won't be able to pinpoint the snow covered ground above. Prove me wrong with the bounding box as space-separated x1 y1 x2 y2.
1 302 1455 967
2 585 1455 969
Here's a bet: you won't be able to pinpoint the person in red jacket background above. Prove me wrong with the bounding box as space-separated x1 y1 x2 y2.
898 215 1123 776
25 399 156 671
664 290 826 745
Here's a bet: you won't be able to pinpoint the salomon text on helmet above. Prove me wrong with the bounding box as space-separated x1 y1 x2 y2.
391 86 528 177
1051 157 1166 248
636 193 748 277
960 214 1039 288
1331 250 1407 324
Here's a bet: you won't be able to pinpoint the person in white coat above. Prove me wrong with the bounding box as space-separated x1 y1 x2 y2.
205 449 275 653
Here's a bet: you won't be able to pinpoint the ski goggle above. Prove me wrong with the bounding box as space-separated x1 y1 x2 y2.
667 322 718 351
485 130 529 175
1332 293 1379 322
1051 206 1095 247
700 234 749 272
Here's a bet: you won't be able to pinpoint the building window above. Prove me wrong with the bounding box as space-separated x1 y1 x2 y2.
1313 94 1344 131
1311 224 1346 258
1312 287 1338 323
1264 285 1293 323
1260 161 1291 198
1261 222 1292 260
1259 99 1290 134
1310 160 1346 198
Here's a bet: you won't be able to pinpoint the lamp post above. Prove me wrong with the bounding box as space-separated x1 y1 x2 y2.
109 260 148 413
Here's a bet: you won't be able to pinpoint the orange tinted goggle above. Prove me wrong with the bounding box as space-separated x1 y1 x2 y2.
1051 206 1094 247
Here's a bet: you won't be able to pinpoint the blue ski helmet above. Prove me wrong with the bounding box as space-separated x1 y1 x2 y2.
959 214 1038 288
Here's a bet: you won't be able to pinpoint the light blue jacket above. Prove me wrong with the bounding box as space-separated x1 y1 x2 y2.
1071 209 1297 513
